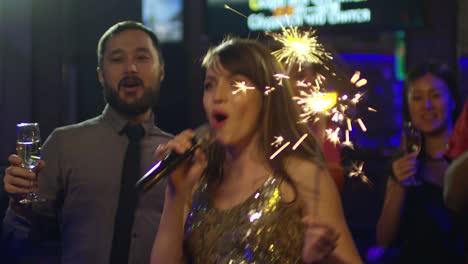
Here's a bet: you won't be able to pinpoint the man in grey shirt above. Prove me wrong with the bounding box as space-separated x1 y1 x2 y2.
2 21 172 263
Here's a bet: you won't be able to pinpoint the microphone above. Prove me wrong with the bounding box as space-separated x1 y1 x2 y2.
136 124 212 191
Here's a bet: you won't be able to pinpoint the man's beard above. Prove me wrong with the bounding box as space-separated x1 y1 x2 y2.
103 80 159 117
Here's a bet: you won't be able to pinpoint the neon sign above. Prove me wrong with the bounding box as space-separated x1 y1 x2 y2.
247 0 372 31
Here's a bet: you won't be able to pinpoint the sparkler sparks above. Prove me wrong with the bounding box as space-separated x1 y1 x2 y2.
350 71 361 84
348 161 373 187
268 26 332 71
264 86 276 95
221 4 374 187
296 80 311 88
357 118 367 132
355 79 368 88
294 90 338 123
269 133 308 158
270 141 291 160
273 73 290 86
232 81 256 95
271 136 285 147
351 93 364 105
290 68 371 145
342 130 354 149
350 71 368 88
292 133 308 150
346 118 352 131
223 4 247 18
325 127 341 145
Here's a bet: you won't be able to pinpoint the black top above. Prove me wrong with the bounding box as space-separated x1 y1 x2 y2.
393 175 465 263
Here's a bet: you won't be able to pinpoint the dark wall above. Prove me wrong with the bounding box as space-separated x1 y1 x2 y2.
406 0 458 74
72 0 142 122
0 0 33 164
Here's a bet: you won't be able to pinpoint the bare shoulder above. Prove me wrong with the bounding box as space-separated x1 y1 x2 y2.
285 156 342 215
285 156 336 192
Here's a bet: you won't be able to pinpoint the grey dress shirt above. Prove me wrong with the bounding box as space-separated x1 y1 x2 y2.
2 105 172 263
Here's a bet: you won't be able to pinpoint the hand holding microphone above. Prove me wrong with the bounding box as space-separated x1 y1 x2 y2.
136 125 212 193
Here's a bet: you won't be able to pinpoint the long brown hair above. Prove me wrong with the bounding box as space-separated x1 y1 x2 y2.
201 38 325 186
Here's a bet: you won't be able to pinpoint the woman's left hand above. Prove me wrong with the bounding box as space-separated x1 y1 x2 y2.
302 216 340 263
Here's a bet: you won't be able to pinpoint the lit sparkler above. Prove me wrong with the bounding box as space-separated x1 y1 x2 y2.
294 90 338 123
268 26 332 71
222 3 373 186
293 70 374 149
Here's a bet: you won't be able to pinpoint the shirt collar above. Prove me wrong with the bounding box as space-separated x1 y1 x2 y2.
101 104 156 135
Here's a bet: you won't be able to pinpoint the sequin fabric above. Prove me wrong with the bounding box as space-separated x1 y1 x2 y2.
184 175 304 263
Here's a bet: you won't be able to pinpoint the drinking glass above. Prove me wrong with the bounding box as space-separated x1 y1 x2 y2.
401 122 422 186
16 123 46 204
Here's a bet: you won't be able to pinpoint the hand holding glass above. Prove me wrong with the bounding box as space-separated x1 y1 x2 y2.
16 123 46 204
401 122 422 186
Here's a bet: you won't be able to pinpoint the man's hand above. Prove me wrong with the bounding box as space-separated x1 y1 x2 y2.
4 154 45 202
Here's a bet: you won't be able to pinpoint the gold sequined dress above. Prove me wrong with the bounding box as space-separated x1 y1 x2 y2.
184 175 304 263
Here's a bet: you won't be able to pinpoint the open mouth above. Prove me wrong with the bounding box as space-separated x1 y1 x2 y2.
212 111 228 128
119 76 143 91
421 113 437 121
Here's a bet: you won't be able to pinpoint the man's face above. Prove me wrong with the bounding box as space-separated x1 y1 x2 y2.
98 29 164 117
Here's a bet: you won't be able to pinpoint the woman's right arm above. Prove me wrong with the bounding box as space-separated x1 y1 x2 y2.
150 188 190 264
376 152 417 247
150 130 207 264
376 177 407 247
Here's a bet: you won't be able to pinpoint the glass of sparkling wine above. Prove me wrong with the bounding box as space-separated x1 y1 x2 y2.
402 122 422 186
16 122 46 204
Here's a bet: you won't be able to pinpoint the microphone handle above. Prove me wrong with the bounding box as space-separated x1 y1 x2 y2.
138 140 201 191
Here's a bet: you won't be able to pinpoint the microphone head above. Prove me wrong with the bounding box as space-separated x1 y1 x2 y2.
192 124 214 150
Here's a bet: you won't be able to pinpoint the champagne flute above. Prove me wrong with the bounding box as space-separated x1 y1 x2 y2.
16 122 46 204
401 122 422 186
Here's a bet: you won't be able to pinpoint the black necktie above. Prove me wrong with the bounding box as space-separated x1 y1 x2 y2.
110 124 145 264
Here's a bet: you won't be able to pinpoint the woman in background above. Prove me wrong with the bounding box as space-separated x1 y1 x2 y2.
376 62 464 263
151 38 362 263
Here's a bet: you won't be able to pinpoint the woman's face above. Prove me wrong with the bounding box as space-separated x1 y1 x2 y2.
203 62 263 148
407 73 454 134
